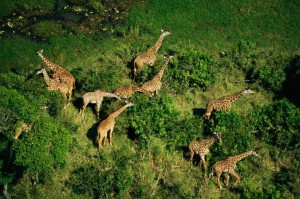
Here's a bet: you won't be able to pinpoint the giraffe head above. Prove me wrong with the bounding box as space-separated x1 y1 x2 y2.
242 87 255 95
36 49 44 57
36 68 46 75
161 29 171 37
213 131 222 143
125 101 134 107
250 150 260 157
163 55 173 61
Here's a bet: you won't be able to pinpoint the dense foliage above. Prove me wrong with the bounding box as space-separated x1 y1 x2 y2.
1 0 299 198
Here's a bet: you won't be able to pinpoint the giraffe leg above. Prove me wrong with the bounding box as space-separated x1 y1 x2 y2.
189 150 194 164
230 170 240 185
63 93 68 109
67 89 72 107
80 103 87 116
200 155 207 176
199 159 203 171
108 127 114 146
103 135 107 146
216 172 223 189
224 173 230 187
98 136 104 151
95 102 102 118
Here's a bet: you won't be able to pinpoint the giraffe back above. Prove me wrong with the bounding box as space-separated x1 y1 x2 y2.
36 49 75 89
141 55 172 93
189 132 221 155
114 85 153 99
97 117 115 134
134 30 171 76
114 86 136 99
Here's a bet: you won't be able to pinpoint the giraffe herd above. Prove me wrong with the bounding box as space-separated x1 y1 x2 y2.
21 29 259 189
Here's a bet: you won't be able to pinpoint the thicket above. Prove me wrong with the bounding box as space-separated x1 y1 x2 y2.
0 72 72 189
1 0 300 197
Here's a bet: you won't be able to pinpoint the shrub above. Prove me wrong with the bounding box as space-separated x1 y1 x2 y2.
13 116 72 173
165 49 215 93
30 21 67 40
66 143 134 198
209 111 256 160
126 92 179 145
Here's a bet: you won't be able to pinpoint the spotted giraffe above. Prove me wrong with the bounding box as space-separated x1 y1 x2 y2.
36 49 75 93
210 150 260 189
14 122 33 140
80 89 121 118
97 102 133 150
114 85 154 99
36 68 72 107
134 29 171 77
141 55 173 95
189 132 222 174
203 87 255 120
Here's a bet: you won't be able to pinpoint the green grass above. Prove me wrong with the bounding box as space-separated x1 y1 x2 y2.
1 0 300 198
126 0 300 52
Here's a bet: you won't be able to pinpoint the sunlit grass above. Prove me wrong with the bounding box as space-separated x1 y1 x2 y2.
126 0 300 52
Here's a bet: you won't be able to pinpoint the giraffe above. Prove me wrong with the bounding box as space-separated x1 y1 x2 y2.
203 87 255 120
134 29 171 77
14 122 33 140
36 49 75 93
79 89 121 118
97 102 133 151
189 132 222 174
114 85 154 99
211 150 260 189
36 68 72 107
141 55 173 95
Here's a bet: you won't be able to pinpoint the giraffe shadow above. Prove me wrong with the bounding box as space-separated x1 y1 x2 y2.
126 58 135 79
86 121 100 147
126 126 139 141
176 145 201 166
192 108 206 117
72 97 82 111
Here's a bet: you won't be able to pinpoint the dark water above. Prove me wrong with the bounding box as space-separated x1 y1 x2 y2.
0 0 138 40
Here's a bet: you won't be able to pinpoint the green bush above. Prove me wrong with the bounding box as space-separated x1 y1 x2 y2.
227 41 288 93
0 72 64 116
30 21 67 40
66 143 134 198
13 116 72 173
165 49 215 93
249 99 300 148
126 92 178 145
210 111 256 160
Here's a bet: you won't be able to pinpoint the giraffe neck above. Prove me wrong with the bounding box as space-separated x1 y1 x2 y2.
227 90 245 103
232 151 253 163
206 137 216 148
152 34 165 53
155 60 169 81
133 86 152 96
101 91 119 99
41 70 52 86
109 104 131 119
39 54 58 71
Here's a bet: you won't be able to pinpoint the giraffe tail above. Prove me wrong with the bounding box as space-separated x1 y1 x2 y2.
208 167 214 179
133 60 137 78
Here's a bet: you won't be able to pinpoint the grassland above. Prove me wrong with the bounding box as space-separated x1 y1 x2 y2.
1 0 300 198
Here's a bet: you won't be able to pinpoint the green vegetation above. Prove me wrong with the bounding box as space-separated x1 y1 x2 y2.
0 0 299 198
